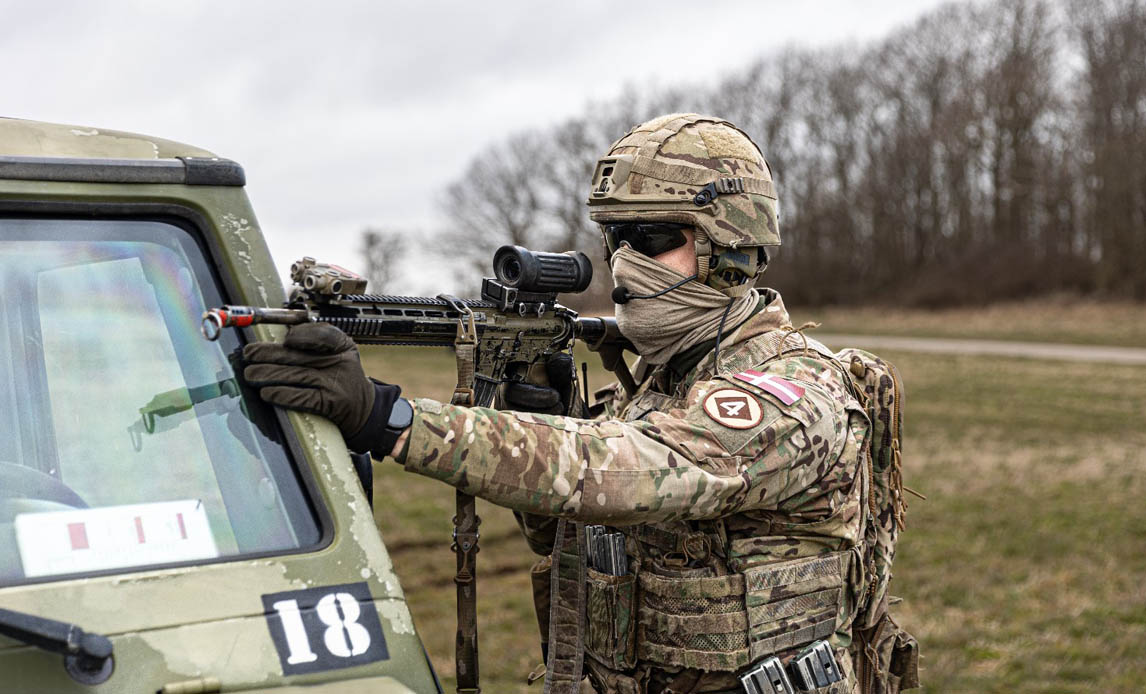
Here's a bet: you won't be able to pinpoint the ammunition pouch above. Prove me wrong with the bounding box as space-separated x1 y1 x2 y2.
744 552 848 660
619 549 852 677
585 568 638 670
638 570 749 672
855 612 919 694
803 678 851 694
742 647 854 694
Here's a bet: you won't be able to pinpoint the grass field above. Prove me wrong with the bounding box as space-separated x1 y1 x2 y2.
362 319 1146 693
790 296 1146 348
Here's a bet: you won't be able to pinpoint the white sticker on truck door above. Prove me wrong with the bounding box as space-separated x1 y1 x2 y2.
14 499 218 577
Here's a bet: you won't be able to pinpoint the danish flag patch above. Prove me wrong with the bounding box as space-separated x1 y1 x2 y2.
732 370 805 405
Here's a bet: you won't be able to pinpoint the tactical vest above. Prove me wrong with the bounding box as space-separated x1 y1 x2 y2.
540 330 918 694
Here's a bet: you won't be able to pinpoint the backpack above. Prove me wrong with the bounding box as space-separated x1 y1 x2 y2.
838 348 922 692
835 348 914 630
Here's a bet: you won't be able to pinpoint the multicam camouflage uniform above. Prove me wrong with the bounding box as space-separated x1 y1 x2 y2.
399 291 870 693
396 114 915 693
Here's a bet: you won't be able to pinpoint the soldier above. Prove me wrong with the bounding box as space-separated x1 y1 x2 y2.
243 114 916 693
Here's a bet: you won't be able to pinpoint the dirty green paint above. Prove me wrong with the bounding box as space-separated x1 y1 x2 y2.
0 118 437 693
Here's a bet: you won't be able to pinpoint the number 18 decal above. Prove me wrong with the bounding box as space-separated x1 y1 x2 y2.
262 582 389 675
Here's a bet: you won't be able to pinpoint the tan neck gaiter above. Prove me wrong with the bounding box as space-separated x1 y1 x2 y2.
610 246 759 364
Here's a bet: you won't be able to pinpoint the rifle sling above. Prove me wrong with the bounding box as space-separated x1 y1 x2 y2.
450 309 482 693
453 490 480 693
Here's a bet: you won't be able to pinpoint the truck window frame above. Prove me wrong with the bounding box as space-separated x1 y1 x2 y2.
0 199 335 586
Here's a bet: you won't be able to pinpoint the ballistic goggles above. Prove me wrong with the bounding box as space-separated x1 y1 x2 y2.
602 222 691 260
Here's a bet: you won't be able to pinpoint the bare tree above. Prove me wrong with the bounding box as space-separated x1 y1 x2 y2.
1076 0 1146 297
359 227 408 294
440 132 552 285
431 0 1145 306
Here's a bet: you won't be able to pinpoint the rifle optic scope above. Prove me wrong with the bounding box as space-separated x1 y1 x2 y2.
493 246 593 294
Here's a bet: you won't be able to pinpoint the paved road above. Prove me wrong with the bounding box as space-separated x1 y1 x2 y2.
815 333 1146 365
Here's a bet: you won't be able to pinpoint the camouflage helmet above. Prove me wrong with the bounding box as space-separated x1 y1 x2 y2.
587 113 780 292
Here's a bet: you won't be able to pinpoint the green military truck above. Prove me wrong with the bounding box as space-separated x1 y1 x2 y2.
0 118 442 693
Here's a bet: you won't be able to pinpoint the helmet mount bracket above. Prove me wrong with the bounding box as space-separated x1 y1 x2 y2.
693 227 713 285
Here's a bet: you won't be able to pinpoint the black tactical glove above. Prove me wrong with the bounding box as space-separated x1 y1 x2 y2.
503 352 578 416
242 322 403 455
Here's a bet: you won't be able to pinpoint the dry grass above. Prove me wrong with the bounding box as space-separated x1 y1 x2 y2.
362 323 1146 693
792 295 1146 347
885 351 1146 693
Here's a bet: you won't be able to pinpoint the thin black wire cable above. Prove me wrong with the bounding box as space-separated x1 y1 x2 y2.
711 296 737 371
630 273 698 300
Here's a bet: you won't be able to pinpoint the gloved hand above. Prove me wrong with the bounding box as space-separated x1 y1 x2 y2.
503 352 578 416
242 322 403 455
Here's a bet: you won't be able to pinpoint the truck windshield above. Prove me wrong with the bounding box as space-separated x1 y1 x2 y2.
0 218 321 584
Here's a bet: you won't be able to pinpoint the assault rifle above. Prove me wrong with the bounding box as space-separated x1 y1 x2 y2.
201 244 636 694
202 245 637 399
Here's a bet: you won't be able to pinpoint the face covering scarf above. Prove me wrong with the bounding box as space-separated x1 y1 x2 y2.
610 246 758 364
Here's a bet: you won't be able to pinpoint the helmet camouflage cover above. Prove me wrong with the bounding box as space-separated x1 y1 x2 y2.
587 113 780 291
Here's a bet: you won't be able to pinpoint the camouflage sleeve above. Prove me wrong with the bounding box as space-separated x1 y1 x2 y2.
396 376 847 525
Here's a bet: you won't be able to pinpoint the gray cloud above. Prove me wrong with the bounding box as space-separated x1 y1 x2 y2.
2 0 949 293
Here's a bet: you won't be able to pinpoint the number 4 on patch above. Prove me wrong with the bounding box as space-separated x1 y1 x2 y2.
262 582 389 675
719 400 746 417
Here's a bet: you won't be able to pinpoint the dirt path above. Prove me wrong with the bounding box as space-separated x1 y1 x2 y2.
815 333 1146 365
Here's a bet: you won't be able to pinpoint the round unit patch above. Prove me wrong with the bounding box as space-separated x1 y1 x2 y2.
702 388 764 429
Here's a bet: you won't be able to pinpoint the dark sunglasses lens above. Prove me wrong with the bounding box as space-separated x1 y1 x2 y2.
604 224 688 258
636 227 687 256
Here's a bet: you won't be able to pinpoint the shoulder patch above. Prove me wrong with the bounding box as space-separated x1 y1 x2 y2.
702 387 764 429
732 370 805 405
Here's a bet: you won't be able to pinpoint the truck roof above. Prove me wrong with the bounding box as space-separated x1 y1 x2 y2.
0 117 245 186
0 117 218 160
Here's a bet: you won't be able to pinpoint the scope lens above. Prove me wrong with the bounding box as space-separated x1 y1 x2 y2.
499 257 522 284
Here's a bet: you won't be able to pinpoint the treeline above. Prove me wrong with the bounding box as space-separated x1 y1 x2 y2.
434 0 1146 308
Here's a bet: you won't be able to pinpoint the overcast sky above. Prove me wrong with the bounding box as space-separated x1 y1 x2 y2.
2 0 950 294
